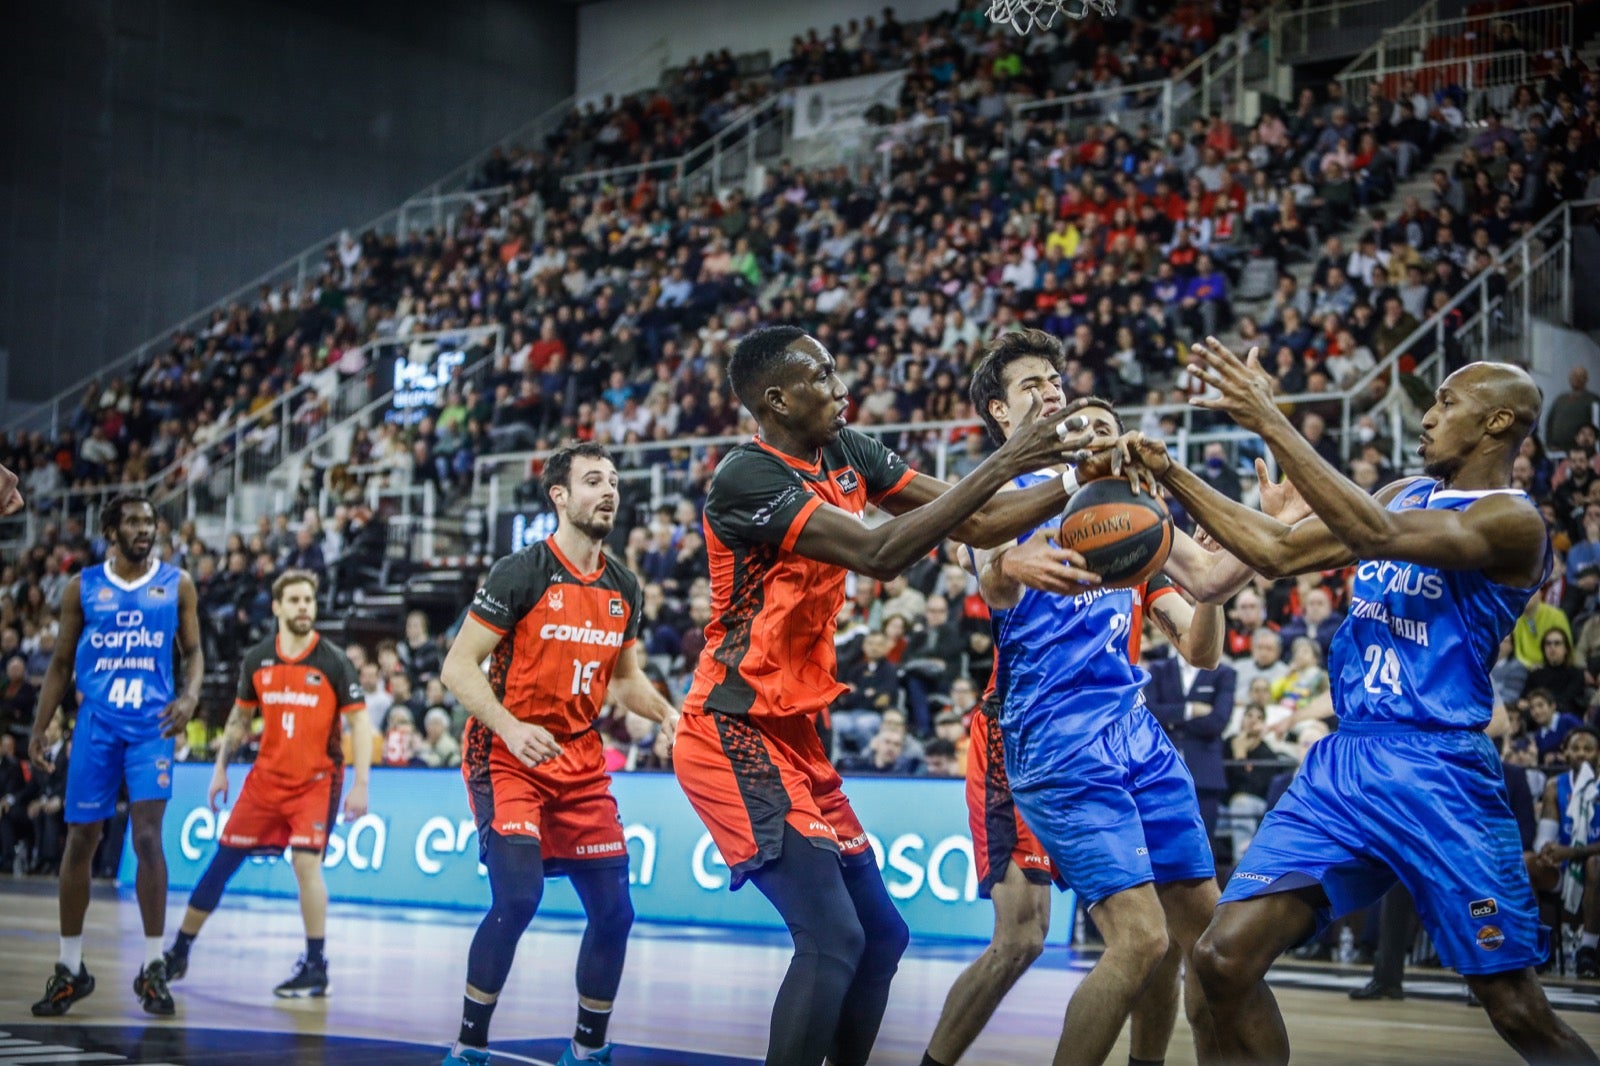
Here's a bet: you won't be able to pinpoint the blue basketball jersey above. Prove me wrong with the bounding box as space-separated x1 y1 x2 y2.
76 560 182 736
1327 481 1547 730
1558 772 1600 849
993 472 1150 791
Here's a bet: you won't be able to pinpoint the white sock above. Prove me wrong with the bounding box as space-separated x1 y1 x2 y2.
1583 932 1599 950
59 935 83 972
450 1041 485 1058
570 1043 596 1061
146 937 164 966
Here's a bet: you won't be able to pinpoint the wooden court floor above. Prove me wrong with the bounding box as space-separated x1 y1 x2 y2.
3 880 1598 1065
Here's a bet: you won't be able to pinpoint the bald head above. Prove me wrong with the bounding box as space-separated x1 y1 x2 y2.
1450 362 1542 441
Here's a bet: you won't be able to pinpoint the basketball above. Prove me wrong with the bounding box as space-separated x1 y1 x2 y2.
1057 478 1173 589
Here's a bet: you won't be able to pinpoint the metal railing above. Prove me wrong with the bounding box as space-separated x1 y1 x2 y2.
12 186 523 443
1339 3 1571 110
560 95 787 200
1339 50 1527 112
26 326 504 537
1002 9 1275 152
1334 197 1594 461
12 35 678 444
1268 0 1436 68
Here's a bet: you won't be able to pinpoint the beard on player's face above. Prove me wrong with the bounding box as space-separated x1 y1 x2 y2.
283 614 315 636
115 530 153 563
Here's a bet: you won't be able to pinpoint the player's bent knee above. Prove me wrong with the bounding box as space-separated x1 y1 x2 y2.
1192 927 1262 995
858 906 909 975
799 909 867 969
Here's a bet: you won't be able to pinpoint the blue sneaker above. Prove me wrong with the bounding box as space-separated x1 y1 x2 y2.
441 1047 491 1065
555 1044 614 1066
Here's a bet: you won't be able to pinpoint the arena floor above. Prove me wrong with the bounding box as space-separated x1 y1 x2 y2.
2 880 1597 1065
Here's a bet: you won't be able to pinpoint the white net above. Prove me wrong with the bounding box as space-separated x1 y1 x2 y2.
986 0 1114 33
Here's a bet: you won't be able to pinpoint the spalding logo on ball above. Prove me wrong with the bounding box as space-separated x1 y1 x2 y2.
1057 477 1173 589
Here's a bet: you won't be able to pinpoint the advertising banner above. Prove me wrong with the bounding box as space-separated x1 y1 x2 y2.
124 764 1076 943
791 70 908 140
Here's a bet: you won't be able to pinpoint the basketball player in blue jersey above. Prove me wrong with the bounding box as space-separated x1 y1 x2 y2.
1119 339 1596 1064
1531 726 1600 977
28 495 204 1018
924 330 1307 1066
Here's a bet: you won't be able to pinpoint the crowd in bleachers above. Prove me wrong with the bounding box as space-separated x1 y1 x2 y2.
5 0 1600 978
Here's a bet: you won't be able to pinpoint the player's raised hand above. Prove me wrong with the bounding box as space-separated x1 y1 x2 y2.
0 462 24 516
1109 431 1174 480
208 768 230 812
996 395 1094 475
159 693 200 738
1186 338 1281 432
499 719 562 768
1255 458 1312 523
999 530 1101 595
343 780 369 821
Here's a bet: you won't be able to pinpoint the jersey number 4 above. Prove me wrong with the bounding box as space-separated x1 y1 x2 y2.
106 677 145 709
1362 644 1402 696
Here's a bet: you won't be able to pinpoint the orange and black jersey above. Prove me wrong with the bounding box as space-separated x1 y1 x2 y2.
686 428 916 719
236 633 364 785
467 536 642 738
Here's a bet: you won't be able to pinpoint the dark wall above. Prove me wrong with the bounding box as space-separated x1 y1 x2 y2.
0 0 576 406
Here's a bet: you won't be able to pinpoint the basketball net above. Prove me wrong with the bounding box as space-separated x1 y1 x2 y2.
986 0 1116 34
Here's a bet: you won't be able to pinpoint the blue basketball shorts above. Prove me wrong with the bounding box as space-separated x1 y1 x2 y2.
64 704 175 823
1220 721 1546 975
1010 707 1215 906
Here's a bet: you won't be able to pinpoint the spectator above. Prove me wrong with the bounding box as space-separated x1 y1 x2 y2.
1224 704 1284 860
1515 593 1573 670
922 737 961 778
1147 649 1236 837
1548 366 1600 451
1525 629 1589 722
417 707 462 769
901 595 965 736
1526 688 1583 768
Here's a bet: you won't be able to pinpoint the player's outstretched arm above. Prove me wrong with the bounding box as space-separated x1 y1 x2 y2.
794 398 1093 580
160 573 204 738
1121 434 1358 580
29 574 82 772
1185 338 1546 583
1162 461 1317 604
441 615 562 768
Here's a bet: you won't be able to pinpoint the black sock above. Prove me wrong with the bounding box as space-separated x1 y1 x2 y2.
306 937 325 964
459 995 497 1049
921 1055 950 1066
171 931 195 957
1129 1057 1165 1066
574 1003 612 1049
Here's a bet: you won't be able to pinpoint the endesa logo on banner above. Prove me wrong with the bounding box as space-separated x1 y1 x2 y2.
128 766 1077 942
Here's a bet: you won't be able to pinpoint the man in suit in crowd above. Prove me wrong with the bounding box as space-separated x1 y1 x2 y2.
1147 648 1237 839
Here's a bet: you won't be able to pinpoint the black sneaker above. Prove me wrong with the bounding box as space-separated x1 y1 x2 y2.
273 955 329 998
1349 978 1405 1001
162 948 188 982
133 958 175 1016
31 963 95 1016
1578 946 1600 979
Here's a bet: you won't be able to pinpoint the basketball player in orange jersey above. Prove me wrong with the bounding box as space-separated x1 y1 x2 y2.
673 325 1102 1066
162 568 369 998
440 442 678 1066
922 331 1308 1066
